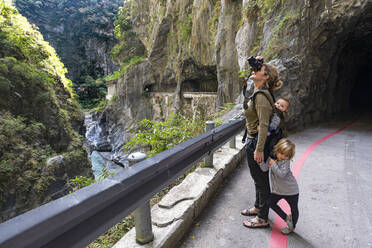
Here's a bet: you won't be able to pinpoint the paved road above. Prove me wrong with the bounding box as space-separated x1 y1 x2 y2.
178 113 372 248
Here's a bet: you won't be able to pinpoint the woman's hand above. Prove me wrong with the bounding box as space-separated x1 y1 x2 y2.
256 56 264 61
254 151 264 163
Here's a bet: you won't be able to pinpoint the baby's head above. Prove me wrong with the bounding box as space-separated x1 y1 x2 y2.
275 98 290 112
273 138 295 160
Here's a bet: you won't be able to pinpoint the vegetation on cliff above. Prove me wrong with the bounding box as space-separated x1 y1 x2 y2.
0 2 91 221
105 2 146 81
14 0 124 109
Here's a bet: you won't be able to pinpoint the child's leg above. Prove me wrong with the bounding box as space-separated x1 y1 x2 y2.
267 194 287 221
284 194 299 228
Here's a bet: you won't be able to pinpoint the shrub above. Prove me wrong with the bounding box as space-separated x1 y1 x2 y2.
123 113 205 157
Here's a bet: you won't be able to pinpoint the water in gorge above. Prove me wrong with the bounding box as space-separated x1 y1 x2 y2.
84 113 125 179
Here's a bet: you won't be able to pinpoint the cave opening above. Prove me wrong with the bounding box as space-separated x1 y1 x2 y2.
182 79 218 93
331 9 372 114
337 41 372 112
350 62 372 110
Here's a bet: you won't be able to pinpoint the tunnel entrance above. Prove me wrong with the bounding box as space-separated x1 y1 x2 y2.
336 39 372 112
350 63 372 109
329 6 372 114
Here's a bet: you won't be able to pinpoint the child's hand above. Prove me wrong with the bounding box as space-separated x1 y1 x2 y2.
268 158 276 167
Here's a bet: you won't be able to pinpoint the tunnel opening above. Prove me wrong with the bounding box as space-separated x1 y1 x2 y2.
336 41 372 113
329 7 372 115
350 63 372 110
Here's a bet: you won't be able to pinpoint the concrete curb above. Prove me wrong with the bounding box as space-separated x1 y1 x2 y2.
113 135 245 248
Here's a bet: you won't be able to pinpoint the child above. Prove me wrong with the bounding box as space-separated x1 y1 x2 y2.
259 138 299 234
268 97 290 135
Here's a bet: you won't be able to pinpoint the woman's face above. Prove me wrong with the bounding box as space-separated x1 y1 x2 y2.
249 65 268 87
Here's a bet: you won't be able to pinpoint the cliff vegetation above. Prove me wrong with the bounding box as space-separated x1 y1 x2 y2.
14 0 124 109
0 2 92 222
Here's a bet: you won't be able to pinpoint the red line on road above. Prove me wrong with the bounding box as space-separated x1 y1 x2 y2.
268 121 355 248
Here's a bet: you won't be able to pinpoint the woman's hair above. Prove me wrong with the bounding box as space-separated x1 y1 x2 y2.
263 63 283 93
273 138 295 160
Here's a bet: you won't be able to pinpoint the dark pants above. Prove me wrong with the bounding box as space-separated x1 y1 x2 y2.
245 141 270 220
268 193 299 228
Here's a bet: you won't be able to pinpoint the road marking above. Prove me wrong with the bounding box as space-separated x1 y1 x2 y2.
268 121 355 248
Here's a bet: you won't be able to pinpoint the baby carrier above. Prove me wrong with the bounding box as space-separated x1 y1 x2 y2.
242 85 283 161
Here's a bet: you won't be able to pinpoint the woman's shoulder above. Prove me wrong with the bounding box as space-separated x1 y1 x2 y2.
254 90 273 105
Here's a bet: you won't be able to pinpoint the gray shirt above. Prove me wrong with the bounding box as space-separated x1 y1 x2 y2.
259 159 299 195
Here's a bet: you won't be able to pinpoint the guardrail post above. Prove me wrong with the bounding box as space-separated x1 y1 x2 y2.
204 121 215 167
229 119 236 148
128 152 154 245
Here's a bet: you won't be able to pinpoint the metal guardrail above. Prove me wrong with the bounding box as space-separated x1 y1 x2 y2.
0 118 245 248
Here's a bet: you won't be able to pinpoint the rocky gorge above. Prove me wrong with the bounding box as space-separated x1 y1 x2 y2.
14 0 123 82
2 0 372 224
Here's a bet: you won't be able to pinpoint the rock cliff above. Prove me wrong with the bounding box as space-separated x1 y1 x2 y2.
113 0 372 124
92 0 372 158
0 2 92 222
14 0 123 82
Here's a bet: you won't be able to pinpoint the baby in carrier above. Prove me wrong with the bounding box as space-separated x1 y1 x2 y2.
268 97 290 135
242 97 290 159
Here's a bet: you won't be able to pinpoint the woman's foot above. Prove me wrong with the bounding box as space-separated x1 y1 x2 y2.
241 207 259 216
243 216 270 228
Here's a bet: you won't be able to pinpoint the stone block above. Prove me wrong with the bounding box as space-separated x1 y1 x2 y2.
158 167 215 209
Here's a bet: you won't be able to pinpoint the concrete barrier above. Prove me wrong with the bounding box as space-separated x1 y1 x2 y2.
113 134 245 248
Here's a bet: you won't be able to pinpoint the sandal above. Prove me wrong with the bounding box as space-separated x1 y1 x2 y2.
241 207 259 216
243 217 270 228
280 226 294 235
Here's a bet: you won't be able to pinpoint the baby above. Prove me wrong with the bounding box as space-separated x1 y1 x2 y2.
268 97 290 135
242 97 290 144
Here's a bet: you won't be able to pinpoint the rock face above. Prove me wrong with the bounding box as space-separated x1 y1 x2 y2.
93 0 372 156
215 0 242 107
14 0 122 81
127 0 372 126
0 3 92 222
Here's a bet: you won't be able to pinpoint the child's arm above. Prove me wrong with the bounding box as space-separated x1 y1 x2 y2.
270 160 290 178
259 160 269 172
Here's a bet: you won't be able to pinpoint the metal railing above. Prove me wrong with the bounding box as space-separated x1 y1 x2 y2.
0 118 245 248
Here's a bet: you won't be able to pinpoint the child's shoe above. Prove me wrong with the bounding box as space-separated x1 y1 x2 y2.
285 214 294 230
281 214 294 235
280 226 294 235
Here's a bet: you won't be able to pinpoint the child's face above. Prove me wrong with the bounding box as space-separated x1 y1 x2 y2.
276 152 289 161
275 99 289 112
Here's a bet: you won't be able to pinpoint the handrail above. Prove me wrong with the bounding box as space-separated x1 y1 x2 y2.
0 118 245 248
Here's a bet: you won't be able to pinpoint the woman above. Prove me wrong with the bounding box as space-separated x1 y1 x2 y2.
241 57 283 228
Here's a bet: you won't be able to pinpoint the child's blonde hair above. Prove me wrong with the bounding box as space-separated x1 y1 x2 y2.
273 138 295 160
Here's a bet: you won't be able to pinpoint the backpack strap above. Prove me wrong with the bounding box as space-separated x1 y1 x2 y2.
242 81 249 109
250 90 276 112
